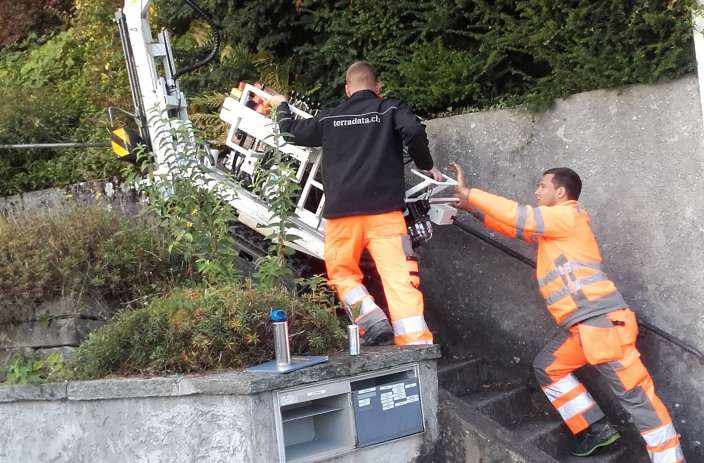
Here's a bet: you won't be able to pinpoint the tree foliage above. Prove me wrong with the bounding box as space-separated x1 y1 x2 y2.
153 0 696 112
0 0 697 194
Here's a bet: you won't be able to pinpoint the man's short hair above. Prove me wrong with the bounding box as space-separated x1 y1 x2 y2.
345 61 377 87
543 167 582 200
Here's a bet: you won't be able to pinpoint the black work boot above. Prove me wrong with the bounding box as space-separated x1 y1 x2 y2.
355 308 394 346
571 419 621 457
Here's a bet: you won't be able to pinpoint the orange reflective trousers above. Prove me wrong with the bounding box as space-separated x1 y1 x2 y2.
534 309 685 463
324 211 433 346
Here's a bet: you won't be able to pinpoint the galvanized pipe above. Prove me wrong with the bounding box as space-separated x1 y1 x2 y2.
0 143 109 150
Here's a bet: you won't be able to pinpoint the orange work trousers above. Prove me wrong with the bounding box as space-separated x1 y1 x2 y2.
324 211 433 346
533 309 685 463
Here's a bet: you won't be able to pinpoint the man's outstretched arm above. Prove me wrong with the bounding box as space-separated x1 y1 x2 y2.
271 95 323 147
450 162 575 240
469 209 537 245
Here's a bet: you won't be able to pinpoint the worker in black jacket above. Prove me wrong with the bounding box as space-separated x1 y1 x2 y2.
269 61 441 345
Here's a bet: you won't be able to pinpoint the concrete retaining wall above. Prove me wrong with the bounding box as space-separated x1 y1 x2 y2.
0 346 440 463
420 75 704 457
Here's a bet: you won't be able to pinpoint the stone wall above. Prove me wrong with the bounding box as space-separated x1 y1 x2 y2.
0 181 140 378
0 180 139 217
419 75 704 457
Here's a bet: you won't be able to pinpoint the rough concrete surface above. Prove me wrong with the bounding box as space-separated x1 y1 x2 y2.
420 75 704 458
431 391 528 463
0 347 439 462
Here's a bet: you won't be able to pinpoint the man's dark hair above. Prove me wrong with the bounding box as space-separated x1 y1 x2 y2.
543 167 582 200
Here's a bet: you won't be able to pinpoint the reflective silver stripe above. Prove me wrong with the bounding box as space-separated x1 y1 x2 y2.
344 285 370 306
556 391 595 421
533 207 545 235
560 272 609 294
544 273 609 306
545 286 570 305
403 339 433 346
538 269 562 288
392 315 429 336
538 261 605 288
515 206 527 239
649 444 684 463
642 423 678 448
360 298 380 315
578 272 609 288
344 285 379 315
542 374 581 402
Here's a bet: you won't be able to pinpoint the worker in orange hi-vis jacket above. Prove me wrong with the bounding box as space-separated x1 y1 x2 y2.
449 163 685 462
268 61 440 346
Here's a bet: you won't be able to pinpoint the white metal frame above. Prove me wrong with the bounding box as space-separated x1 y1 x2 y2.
118 0 458 261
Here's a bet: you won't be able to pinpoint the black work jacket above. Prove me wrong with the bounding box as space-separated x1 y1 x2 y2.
277 90 434 219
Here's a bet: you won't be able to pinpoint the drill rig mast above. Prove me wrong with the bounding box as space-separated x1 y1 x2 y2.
110 0 458 268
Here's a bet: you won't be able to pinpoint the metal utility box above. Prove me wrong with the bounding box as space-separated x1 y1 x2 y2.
351 369 423 447
274 365 424 462
277 380 356 462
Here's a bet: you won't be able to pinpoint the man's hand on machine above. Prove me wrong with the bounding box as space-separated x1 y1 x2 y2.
423 166 444 182
449 162 471 210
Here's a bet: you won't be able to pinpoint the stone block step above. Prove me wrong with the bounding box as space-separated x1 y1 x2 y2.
437 356 525 397
531 417 651 463
434 360 653 463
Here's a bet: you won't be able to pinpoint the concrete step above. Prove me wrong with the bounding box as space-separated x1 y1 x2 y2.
434 359 652 463
533 423 650 463
436 356 525 398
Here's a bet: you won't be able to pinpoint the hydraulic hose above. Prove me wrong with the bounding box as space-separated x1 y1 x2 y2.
452 219 704 365
173 0 221 80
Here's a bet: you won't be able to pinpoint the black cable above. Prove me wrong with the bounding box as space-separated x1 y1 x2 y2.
453 219 536 268
173 0 221 80
452 219 704 365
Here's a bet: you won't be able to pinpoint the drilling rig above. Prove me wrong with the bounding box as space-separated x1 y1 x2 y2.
109 0 458 302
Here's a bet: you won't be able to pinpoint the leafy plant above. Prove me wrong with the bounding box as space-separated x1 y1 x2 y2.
129 110 241 285
4 352 67 384
251 117 303 289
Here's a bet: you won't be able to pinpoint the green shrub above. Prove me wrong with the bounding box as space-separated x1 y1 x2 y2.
0 205 188 323
72 282 346 378
2 352 68 385
155 0 696 114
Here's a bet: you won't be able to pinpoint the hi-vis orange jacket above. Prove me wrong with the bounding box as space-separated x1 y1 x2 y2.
467 189 627 327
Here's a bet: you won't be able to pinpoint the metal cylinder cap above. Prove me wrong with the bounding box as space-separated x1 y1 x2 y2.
270 308 287 322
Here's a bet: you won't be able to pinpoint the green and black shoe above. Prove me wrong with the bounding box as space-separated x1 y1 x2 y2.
571 420 621 457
